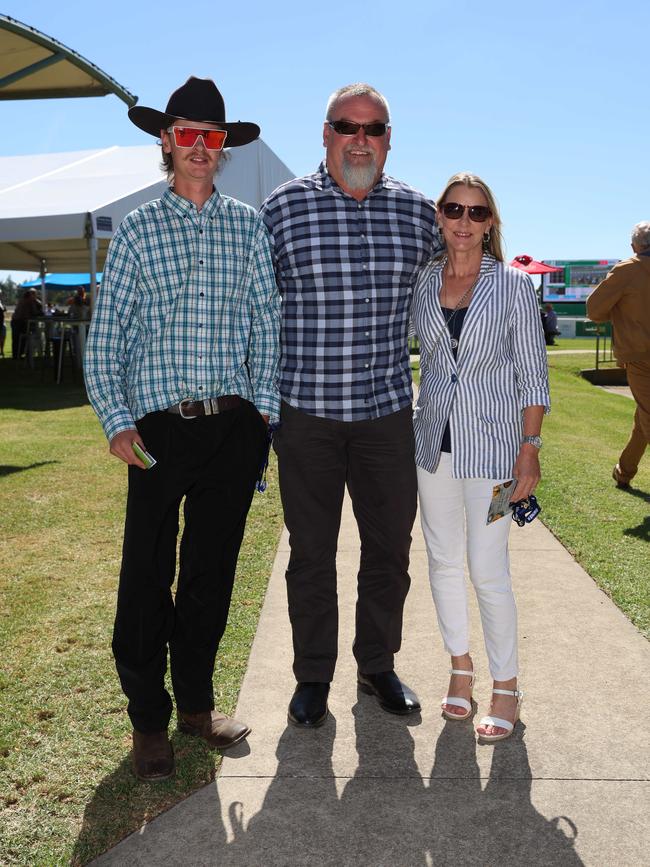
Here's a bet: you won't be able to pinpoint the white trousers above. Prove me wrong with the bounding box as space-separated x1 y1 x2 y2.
417 452 518 680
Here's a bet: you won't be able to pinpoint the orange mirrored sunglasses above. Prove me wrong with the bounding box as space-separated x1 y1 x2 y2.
167 126 228 150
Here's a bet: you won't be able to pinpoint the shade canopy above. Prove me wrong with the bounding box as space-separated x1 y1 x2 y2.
510 254 563 275
0 14 136 105
22 272 103 288
0 141 293 273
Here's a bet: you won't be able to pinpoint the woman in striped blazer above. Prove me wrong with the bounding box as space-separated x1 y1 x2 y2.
412 173 550 742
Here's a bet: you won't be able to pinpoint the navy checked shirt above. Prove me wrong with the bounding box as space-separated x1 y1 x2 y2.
260 162 442 421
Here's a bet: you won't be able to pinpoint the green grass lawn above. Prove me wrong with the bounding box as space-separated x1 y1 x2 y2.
537 353 649 636
547 337 597 352
0 357 284 865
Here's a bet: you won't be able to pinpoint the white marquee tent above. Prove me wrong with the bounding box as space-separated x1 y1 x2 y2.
0 140 293 298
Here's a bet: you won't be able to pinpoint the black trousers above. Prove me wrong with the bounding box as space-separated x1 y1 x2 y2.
113 401 267 733
273 402 417 682
11 320 27 359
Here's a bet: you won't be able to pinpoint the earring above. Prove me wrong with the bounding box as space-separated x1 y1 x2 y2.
483 230 491 248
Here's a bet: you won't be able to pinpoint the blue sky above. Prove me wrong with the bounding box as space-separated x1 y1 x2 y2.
1 0 647 280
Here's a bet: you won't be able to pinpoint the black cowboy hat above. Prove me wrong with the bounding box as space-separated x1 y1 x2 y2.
128 76 259 148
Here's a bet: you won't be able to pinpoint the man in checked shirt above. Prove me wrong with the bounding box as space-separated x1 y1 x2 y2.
261 83 443 727
85 77 280 781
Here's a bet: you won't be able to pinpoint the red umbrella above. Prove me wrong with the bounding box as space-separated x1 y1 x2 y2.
509 254 563 275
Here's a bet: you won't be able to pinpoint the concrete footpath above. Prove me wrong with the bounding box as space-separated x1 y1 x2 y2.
95 495 650 866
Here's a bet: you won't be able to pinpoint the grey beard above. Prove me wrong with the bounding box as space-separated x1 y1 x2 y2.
341 156 377 192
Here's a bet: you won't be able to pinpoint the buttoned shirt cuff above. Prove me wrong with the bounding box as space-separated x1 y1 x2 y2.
254 390 281 424
102 409 138 443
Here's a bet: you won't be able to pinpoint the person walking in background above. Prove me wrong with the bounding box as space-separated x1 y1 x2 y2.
412 172 549 742
261 83 443 728
84 77 280 781
587 221 650 489
542 303 558 346
10 288 42 360
67 286 90 320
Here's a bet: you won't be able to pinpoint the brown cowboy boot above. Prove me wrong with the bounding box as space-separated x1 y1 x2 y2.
132 730 174 781
177 709 251 749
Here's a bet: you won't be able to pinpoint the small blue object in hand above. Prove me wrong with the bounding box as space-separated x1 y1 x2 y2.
511 494 541 527
256 422 281 493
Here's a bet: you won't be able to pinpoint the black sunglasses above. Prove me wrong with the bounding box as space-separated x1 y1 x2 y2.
327 120 389 137
441 202 492 222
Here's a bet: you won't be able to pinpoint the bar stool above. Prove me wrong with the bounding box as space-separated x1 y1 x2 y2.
18 322 43 368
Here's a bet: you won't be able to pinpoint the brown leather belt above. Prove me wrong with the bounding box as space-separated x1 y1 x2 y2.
166 396 243 418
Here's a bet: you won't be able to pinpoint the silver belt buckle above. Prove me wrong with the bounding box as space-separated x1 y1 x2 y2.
178 398 196 419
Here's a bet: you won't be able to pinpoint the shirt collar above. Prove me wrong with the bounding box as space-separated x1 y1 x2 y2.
318 160 388 198
161 186 223 219
430 252 499 277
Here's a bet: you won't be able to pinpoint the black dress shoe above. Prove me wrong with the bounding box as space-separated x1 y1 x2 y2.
357 670 421 715
288 682 330 727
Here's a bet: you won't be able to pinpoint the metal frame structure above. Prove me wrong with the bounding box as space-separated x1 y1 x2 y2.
0 14 136 105
0 14 138 307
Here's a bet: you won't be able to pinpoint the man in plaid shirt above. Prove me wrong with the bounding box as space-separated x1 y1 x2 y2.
261 83 442 727
85 77 280 781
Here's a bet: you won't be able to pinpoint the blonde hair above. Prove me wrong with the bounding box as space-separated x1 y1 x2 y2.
437 172 505 262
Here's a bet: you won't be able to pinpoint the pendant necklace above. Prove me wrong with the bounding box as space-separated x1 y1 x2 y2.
424 264 480 359
441 267 478 350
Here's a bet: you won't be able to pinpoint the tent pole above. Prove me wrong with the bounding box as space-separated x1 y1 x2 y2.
86 212 97 315
89 240 97 314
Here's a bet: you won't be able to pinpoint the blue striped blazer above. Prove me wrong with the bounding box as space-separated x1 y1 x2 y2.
412 254 550 478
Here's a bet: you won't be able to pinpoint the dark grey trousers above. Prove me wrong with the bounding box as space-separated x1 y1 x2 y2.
273 402 417 682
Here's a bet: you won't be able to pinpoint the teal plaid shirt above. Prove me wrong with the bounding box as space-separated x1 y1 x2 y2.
84 187 281 441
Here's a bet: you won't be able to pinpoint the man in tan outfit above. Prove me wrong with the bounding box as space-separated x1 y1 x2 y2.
587 221 650 488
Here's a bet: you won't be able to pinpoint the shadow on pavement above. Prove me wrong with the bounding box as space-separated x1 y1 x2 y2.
129 706 584 866
431 720 582 865
223 718 340 864
217 708 582 866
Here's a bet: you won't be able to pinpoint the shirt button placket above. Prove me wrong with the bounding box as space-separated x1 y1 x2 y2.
357 201 372 405
197 218 207 384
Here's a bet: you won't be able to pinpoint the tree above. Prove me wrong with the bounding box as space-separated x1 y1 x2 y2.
0 277 20 305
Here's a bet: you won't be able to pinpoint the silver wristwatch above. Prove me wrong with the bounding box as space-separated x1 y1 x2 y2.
521 435 543 449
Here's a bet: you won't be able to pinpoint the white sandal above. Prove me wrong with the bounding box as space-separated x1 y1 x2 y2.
441 668 476 721
477 688 523 742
